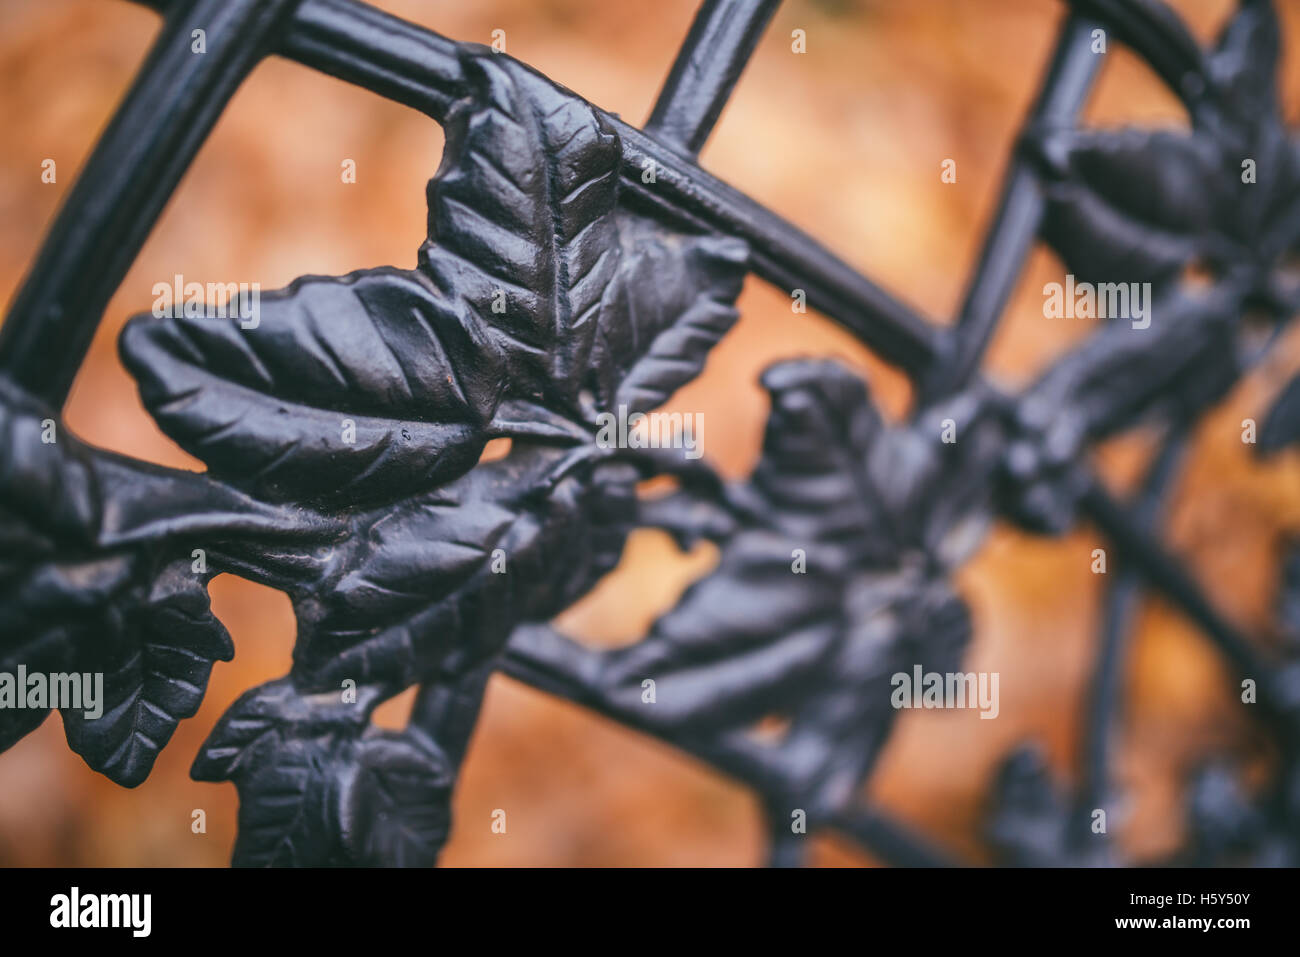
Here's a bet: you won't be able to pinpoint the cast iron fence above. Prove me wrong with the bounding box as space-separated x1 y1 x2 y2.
2 0 1299 867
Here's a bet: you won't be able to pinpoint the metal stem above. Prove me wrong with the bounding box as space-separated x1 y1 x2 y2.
926 13 1103 399
644 0 782 156
0 0 300 407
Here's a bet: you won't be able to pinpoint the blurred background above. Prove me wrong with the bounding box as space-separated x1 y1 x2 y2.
2 0 1300 866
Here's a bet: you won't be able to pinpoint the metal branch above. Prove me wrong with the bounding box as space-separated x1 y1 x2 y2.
1082 476 1288 726
926 12 1103 399
1065 0 1210 109
2 0 1289 871
0 0 301 407
498 629 958 867
644 0 782 156
830 805 958 869
1070 427 1188 849
123 0 943 374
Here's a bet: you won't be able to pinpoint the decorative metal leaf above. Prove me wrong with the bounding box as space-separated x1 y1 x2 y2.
1001 284 1244 532
0 383 324 784
192 679 452 867
286 447 639 691
112 45 748 862
1038 0 1297 293
121 48 746 509
5 0 1300 871
58 562 232 787
340 732 455 868
1038 131 1227 286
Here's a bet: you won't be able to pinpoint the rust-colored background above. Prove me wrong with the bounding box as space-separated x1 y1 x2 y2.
2 0 1299 866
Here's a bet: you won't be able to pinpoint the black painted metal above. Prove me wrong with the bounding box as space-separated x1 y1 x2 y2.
0 0 301 406
644 0 782 155
925 12 1102 399
1 0 1298 867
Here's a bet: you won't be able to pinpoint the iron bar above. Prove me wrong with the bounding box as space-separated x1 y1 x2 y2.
0 0 301 407
927 12 1104 399
1070 428 1188 849
1066 0 1210 109
123 0 944 375
0 0 1289 869
643 0 782 156
1082 477 1285 722
499 628 957 867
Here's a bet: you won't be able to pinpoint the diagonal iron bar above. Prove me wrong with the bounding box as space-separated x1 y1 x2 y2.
0 0 303 408
1082 477 1288 727
118 0 943 375
0 0 1290 871
926 12 1104 399
1070 427 1188 849
498 627 957 867
643 0 782 156
1066 0 1210 110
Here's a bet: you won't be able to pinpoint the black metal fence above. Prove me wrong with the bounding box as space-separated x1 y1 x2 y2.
1 0 1298 867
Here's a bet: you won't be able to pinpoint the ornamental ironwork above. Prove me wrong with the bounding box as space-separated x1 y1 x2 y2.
2 0 1299 867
